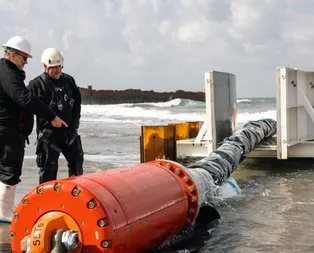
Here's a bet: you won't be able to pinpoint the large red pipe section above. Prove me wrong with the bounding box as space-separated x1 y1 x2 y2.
10 160 200 253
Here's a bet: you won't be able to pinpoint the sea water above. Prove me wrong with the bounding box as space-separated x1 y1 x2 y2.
14 97 314 252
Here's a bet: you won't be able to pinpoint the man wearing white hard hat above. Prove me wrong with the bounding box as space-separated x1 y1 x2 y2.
28 48 84 184
0 36 68 223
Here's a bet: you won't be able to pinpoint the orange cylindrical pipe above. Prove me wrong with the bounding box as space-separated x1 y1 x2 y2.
11 160 198 253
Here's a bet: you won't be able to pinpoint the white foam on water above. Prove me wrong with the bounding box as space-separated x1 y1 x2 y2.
218 178 241 199
237 98 252 103
237 110 276 124
80 103 276 125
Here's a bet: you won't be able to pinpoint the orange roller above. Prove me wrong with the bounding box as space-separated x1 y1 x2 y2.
10 160 199 253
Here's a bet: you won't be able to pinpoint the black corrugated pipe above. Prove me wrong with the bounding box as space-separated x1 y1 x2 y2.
156 119 277 252
187 118 277 185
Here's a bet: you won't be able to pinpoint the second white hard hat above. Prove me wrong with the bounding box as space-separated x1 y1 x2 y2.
41 48 64 67
2 36 32 57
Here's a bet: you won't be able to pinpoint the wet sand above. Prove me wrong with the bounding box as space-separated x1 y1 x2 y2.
0 225 10 252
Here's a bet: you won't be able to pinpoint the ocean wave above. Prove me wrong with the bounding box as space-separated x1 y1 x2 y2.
144 98 182 107
237 98 252 103
80 102 275 124
80 116 142 123
81 103 205 122
237 110 276 124
131 98 202 108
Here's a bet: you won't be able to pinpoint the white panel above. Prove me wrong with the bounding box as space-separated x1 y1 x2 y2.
177 67 314 159
204 72 215 154
296 70 307 141
305 72 314 139
276 67 288 159
286 68 298 145
176 139 208 157
180 71 236 157
276 67 314 159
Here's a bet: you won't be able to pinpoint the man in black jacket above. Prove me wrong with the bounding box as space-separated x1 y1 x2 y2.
28 48 84 184
0 36 67 222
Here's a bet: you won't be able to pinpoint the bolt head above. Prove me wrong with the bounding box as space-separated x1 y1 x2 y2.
22 198 29 205
188 186 195 192
101 240 111 248
87 200 96 209
166 163 171 169
190 197 197 203
13 213 19 220
175 168 181 175
36 187 44 194
54 183 62 191
72 187 81 196
98 219 108 227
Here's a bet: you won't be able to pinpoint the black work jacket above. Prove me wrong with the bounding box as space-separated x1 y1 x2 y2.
28 72 81 133
0 58 56 136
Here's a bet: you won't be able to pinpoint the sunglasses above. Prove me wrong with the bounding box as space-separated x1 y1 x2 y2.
15 51 28 61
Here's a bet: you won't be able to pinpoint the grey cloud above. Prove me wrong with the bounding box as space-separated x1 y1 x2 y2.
0 0 313 97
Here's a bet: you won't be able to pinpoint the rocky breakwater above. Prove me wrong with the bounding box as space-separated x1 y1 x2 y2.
80 85 205 104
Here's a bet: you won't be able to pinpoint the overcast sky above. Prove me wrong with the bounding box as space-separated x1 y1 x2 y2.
0 0 313 97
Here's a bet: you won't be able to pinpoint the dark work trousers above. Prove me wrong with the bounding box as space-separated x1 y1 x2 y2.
0 128 25 185
36 133 84 184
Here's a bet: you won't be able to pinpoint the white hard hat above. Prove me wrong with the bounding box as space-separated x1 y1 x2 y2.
41 48 64 67
2 36 32 58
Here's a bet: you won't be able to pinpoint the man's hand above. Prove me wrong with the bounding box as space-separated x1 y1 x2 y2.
51 116 68 128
